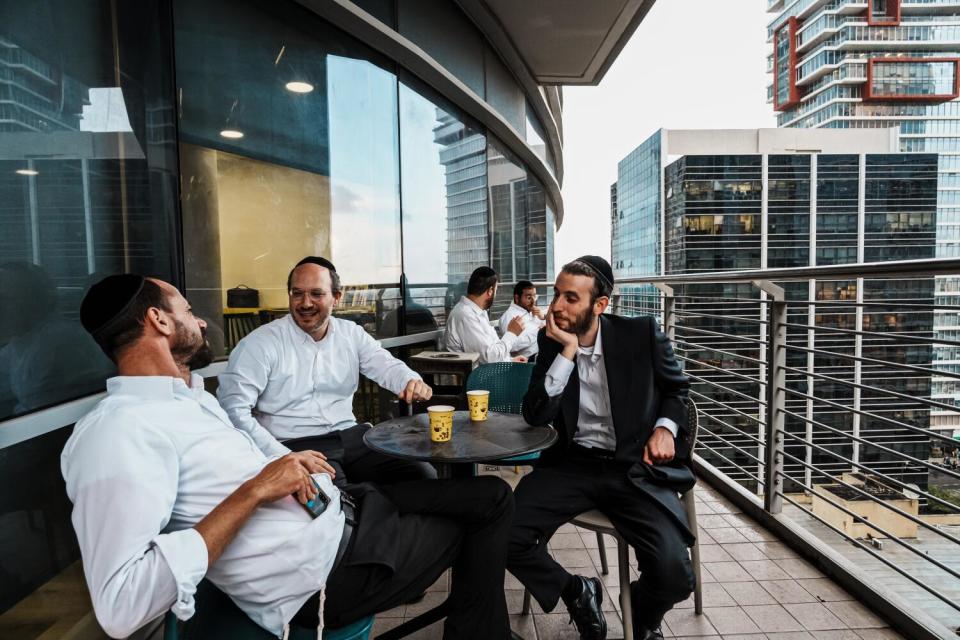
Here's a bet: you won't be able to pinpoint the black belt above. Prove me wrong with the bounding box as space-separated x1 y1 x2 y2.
570 443 616 460
331 491 358 573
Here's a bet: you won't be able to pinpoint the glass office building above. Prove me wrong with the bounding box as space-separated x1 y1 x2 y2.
0 0 655 632
611 129 938 490
766 0 960 435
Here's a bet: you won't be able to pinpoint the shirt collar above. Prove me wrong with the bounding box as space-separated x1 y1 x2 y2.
578 321 603 361
106 375 190 400
461 296 487 316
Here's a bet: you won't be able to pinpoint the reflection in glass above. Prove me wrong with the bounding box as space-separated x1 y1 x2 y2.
487 139 552 317
0 1 177 421
399 76 487 331
174 0 402 346
0 0 179 618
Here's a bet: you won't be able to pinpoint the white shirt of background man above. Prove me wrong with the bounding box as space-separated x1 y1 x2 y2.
444 295 517 364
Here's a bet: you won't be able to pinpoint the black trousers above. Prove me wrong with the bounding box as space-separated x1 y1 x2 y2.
285 422 436 486
507 453 694 633
294 476 514 639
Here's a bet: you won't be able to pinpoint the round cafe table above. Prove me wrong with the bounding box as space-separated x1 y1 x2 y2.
364 410 557 479
364 410 554 640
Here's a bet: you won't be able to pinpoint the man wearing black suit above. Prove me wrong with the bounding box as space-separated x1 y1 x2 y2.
507 256 695 640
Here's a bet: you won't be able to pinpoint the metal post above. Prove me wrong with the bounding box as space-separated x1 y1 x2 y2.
754 280 785 514
653 283 675 340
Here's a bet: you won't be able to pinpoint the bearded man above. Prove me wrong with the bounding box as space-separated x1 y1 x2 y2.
506 256 695 640
218 256 436 485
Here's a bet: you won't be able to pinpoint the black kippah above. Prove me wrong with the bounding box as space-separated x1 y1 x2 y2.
574 255 615 290
295 256 337 273
80 274 146 339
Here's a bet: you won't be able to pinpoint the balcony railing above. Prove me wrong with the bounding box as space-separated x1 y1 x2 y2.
606 257 960 639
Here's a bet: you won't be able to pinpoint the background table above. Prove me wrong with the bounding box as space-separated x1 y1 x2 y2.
364 410 556 479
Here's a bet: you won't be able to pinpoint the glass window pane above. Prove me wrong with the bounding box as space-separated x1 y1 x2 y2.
0 1 178 421
0 0 178 614
398 75 486 333
174 0 402 347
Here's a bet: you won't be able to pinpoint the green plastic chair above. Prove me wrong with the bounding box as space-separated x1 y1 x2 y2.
466 362 540 465
163 580 374 640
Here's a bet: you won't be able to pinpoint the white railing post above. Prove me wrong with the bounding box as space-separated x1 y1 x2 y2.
755 280 786 514
654 283 675 340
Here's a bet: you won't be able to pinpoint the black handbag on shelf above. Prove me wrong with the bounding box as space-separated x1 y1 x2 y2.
226 284 259 308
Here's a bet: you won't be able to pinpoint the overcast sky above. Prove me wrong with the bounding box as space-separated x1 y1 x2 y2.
556 0 777 268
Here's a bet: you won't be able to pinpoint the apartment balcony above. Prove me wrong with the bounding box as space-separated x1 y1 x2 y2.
4 261 960 639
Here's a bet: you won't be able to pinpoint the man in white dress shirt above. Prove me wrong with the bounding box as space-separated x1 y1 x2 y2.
443 266 527 364
497 280 545 362
62 274 513 639
218 257 436 485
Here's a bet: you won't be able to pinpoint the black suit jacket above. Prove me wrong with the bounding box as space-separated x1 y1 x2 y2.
522 314 696 543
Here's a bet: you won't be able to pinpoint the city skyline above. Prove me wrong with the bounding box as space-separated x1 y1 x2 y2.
558 1 775 267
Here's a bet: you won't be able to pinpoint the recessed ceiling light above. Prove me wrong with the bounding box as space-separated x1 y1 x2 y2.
285 81 314 94
16 168 39 176
220 129 244 139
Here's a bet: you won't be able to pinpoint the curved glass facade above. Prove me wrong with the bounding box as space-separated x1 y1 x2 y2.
0 0 560 625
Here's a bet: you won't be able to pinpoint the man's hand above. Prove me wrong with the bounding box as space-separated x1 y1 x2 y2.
531 305 545 321
545 303 578 361
399 378 432 404
643 427 676 465
247 454 318 505
288 450 337 479
507 315 526 336
512 355 528 363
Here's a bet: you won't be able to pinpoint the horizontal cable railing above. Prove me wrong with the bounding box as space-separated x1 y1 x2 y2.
609 258 960 636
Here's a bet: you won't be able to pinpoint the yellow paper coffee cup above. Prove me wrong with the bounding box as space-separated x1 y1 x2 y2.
467 390 490 421
427 405 455 442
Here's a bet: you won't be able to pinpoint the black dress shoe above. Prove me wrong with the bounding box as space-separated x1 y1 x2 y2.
564 575 607 640
639 627 664 640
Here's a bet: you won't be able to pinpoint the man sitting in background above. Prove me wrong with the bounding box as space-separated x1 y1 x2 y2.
218 257 436 486
498 280 545 362
444 266 527 364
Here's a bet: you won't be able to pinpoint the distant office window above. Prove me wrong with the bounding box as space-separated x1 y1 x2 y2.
174 0 402 347
867 59 959 101
0 1 178 421
398 74 487 331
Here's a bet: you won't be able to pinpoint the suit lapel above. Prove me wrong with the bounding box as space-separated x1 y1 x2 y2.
602 315 628 441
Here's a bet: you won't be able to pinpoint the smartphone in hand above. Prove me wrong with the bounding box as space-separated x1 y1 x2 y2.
302 478 331 518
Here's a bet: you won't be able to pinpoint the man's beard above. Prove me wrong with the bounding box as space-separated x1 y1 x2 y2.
186 340 214 370
569 306 596 337
172 321 214 370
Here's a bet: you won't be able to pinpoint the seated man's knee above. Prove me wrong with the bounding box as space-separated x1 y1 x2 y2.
474 475 514 518
651 550 695 603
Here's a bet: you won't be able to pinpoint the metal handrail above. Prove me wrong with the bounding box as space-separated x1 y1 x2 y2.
613 256 960 285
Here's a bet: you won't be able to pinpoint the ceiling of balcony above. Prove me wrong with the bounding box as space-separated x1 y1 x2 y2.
455 0 657 85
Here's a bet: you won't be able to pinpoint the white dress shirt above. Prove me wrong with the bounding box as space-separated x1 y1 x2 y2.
444 296 517 364
543 323 679 450
61 374 344 639
218 314 421 455
498 302 545 359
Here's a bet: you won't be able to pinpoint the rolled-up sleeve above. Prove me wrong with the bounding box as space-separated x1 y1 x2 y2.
62 410 209 638
152 528 209 620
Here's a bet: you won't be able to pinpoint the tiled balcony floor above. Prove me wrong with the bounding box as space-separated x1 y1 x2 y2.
371 469 906 640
